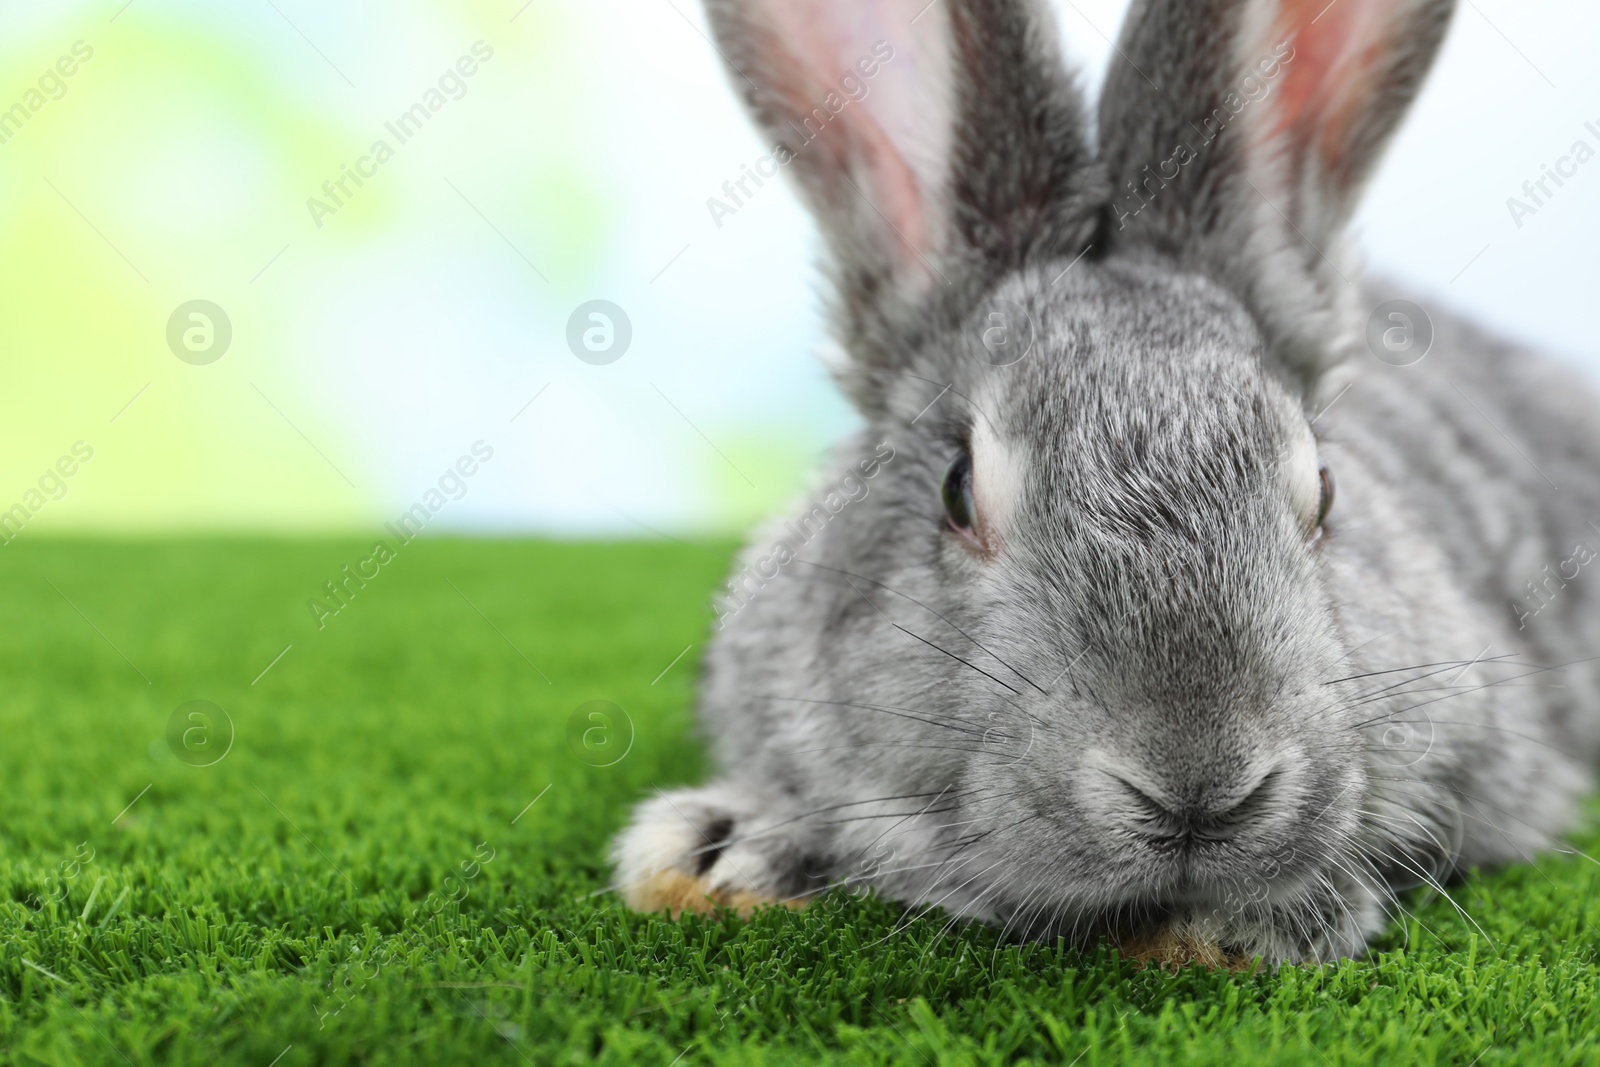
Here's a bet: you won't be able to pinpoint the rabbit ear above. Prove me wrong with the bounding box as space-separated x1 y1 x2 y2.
705 0 1102 365
1098 0 1456 386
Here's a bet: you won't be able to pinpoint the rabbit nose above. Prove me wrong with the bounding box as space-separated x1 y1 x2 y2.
1111 766 1283 845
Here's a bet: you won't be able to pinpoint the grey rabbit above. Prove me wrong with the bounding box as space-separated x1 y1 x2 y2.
611 0 1600 964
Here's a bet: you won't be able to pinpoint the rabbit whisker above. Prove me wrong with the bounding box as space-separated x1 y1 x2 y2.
666 789 973 867
1342 653 1526 703
759 693 990 734
847 576 1025 698
1323 653 1523 688
793 556 1049 696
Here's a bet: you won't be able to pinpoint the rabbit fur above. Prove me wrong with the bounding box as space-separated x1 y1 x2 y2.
611 0 1600 964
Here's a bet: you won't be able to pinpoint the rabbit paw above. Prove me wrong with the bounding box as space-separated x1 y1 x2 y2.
1128 881 1386 968
1117 924 1257 972
611 784 817 917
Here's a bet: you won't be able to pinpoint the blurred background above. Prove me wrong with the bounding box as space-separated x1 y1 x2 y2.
1 0 1595 539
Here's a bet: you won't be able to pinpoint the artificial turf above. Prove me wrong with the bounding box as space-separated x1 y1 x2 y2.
1 538 1599 1065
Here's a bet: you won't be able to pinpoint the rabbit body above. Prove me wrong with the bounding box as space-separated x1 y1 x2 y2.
613 0 1600 962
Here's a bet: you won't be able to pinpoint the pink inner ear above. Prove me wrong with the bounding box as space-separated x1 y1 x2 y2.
750 0 941 263
1268 0 1392 179
845 116 931 256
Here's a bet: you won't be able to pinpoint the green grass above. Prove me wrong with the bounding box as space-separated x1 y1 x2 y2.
2 539 1599 1066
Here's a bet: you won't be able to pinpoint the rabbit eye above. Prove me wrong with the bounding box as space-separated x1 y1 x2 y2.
942 450 976 534
1316 462 1335 528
